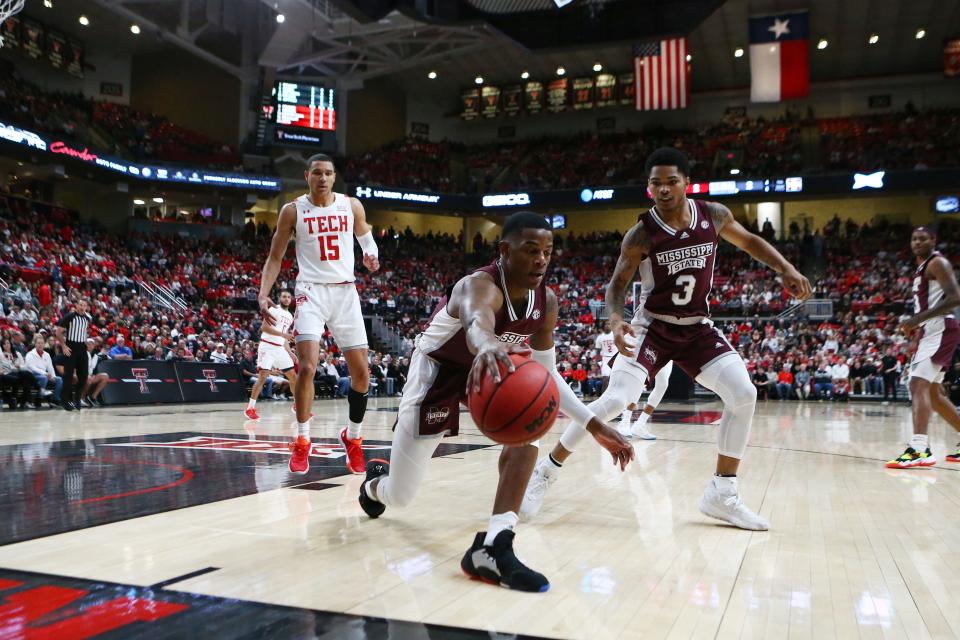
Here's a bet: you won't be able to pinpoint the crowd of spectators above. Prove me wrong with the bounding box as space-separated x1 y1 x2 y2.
0 67 241 169
2 188 952 409
346 107 959 194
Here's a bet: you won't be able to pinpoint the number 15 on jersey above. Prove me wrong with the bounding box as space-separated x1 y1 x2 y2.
318 235 340 261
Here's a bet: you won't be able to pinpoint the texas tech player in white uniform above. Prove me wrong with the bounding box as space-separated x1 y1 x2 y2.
521 147 811 531
258 305 295 372
258 154 379 477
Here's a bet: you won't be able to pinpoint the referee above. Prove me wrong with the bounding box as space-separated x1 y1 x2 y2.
56 300 92 411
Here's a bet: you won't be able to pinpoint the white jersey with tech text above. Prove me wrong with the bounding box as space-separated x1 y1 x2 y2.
261 306 293 346
595 331 617 361
294 192 355 283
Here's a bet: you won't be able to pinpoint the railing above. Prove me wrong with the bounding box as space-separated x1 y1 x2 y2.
368 316 411 357
139 281 189 313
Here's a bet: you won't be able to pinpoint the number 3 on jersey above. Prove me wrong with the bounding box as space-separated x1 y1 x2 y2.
672 274 696 305
318 235 340 261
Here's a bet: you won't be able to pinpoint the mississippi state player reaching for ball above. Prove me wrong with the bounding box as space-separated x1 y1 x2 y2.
258 154 379 476
887 226 960 468
245 290 298 420
522 147 811 530
358 212 633 592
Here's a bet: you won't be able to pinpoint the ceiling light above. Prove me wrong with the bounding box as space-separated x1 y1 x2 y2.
734 47 744 58
474 76 483 84
78 15 89 26
133 199 145 205
520 71 529 79
152 197 164 203
427 70 437 79
915 28 925 39
817 38 828 50
730 168 740 175
43 0 52 7
276 13 285 23
686 54 692 62
868 33 879 44
130 24 140 35
556 66 566 76
592 62 602 72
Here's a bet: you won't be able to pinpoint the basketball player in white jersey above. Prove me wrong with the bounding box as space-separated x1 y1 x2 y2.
245 290 297 420
887 226 960 468
522 147 811 530
258 154 379 476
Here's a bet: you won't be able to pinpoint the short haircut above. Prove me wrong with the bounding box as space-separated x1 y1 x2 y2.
645 147 690 177
306 154 335 170
501 211 551 239
914 225 937 238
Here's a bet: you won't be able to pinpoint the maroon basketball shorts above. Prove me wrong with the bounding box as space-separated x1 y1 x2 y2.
397 349 469 437
612 315 737 380
909 316 960 383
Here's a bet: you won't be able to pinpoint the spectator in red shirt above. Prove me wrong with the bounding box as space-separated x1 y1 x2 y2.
775 367 794 400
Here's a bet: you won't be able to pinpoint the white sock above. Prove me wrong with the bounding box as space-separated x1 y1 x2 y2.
910 433 929 450
247 399 256 409
297 422 310 438
347 421 362 440
621 409 632 424
484 511 519 546
633 412 650 427
364 480 378 501
542 454 562 479
713 474 738 493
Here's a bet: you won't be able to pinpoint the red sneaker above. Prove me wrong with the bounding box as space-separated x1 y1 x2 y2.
291 403 314 418
244 407 260 420
288 435 312 474
339 428 365 474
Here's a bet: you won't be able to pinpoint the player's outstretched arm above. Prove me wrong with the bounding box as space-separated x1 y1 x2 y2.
458 276 530 393
350 197 379 273
709 201 812 301
529 290 634 470
606 222 649 357
902 257 960 331
257 203 296 326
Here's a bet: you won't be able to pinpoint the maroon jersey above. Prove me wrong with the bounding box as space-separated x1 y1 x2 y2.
639 199 717 323
418 260 547 367
913 251 952 321
409 260 548 436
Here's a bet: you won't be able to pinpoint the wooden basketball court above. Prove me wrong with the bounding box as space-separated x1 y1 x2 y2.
2 398 958 639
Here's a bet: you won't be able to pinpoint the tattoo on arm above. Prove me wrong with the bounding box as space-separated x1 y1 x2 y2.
605 224 647 323
707 202 732 233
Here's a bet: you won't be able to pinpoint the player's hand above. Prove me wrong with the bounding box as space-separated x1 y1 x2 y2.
258 297 277 326
899 316 921 335
782 267 812 301
586 417 635 471
62 344 71 357
611 319 637 358
467 342 531 394
363 254 380 273
283 332 295 342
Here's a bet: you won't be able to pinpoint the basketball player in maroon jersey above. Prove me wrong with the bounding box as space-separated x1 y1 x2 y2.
887 226 960 468
523 147 811 530
259 154 379 476
358 212 634 592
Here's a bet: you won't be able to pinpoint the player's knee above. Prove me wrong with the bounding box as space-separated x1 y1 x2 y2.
299 362 318 379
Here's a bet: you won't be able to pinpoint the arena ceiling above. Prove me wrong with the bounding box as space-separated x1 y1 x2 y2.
26 0 960 91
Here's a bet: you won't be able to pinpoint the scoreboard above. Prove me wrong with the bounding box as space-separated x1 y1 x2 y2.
274 81 336 131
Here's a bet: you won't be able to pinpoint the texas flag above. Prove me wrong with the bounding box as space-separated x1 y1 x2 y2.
749 11 810 102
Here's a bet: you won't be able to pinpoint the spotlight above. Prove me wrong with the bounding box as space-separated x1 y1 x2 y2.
734 48 744 58
474 76 483 84
592 63 602 72
915 28 925 39
276 13 285 23
520 71 529 79
78 15 89 26
152 197 164 203
868 33 879 44
130 24 141 35
133 199 145 205
427 71 437 79
556 66 566 76
817 38 828 50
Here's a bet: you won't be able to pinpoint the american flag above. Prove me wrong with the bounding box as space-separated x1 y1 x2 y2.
633 38 690 111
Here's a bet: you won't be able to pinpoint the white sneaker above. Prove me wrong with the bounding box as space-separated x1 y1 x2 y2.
617 420 633 439
519 459 558 522
698 477 769 531
630 419 656 440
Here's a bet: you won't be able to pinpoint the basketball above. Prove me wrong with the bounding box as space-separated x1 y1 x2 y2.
468 354 560 445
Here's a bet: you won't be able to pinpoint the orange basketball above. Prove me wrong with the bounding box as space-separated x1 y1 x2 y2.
468 354 560 445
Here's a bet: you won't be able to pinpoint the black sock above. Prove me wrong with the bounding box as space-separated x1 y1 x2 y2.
715 473 737 477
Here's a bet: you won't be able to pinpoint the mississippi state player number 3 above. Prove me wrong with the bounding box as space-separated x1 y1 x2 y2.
672 275 696 305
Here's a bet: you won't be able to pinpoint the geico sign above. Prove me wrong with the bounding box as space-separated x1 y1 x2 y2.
482 193 530 207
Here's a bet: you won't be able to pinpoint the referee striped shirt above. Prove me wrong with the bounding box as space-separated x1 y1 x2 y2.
58 311 91 344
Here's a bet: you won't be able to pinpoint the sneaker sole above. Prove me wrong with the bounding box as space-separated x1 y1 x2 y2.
885 460 937 468
698 499 769 531
945 458 960 463
461 568 550 593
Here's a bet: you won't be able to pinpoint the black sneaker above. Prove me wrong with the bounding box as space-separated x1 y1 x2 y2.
94 396 107 407
73 400 82 411
61 401 74 411
358 458 389 518
461 530 549 593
